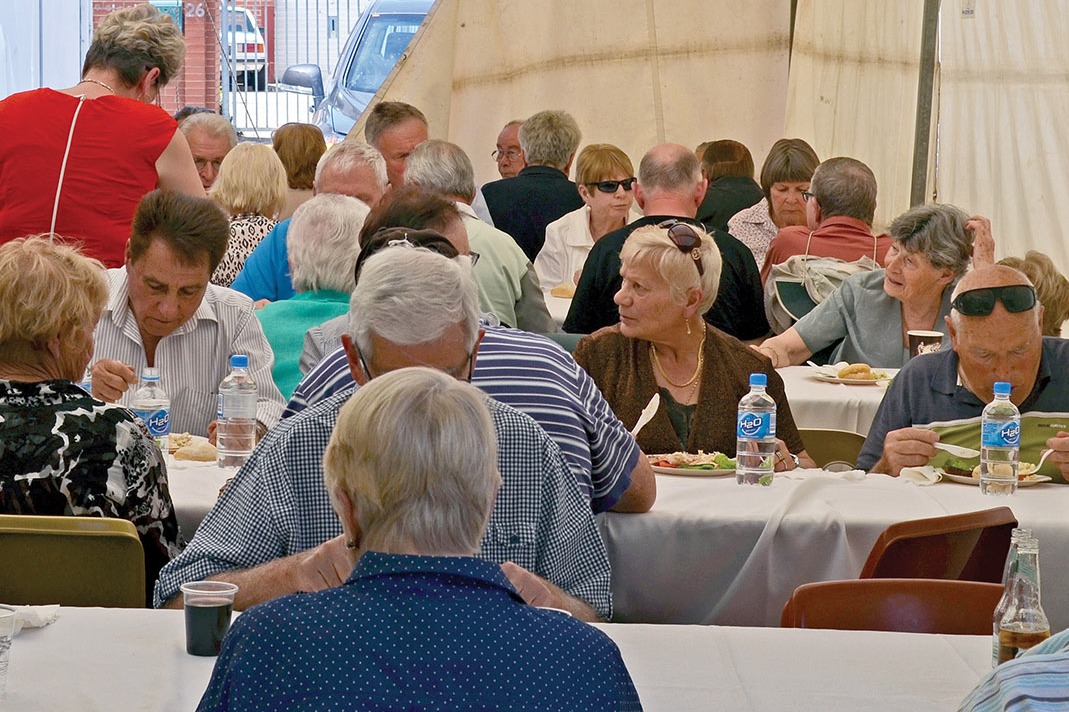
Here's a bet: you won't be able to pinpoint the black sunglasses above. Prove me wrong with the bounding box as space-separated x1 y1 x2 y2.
952 284 1037 317
590 178 636 194
657 220 705 276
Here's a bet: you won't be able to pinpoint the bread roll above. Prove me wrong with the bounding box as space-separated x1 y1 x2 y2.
837 363 876 380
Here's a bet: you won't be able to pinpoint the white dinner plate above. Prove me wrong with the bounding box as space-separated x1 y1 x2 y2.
810 371 894 386
650 465 735 477
166 435 218 469
941 472 1052 487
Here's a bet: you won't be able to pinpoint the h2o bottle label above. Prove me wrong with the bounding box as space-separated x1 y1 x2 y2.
133 408 170 438
982 420 1020 447
737 412 775 439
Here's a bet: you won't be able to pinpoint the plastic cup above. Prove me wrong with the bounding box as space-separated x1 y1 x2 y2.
0 605 15 699
908 330 943 358
180 581 238 656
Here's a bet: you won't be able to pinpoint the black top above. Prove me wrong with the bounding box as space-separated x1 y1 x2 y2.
482 165 584 262
563 215 770 340
697 176 764 232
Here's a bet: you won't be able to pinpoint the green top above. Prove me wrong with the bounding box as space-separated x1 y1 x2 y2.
255 290 350 399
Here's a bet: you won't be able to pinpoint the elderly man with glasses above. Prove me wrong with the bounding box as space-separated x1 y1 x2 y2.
859 264 1069 481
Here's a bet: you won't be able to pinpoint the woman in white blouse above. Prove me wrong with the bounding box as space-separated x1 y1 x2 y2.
537 144 638 292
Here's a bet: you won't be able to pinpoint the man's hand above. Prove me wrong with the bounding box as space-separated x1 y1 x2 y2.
91 359 137 402
872 427 940 476
1045 431 1069 480
207 420 218 446
288 534 354 594
501 561 557 609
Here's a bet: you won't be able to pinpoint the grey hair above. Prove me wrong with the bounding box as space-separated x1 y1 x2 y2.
348 247 480 361
518 110 581 170
404 139 476 202
323 366 501 555
315 141 388 190
811 157 877 224
179 112 238 149
889 203 972 277
288 194 370 293
638 144 702 194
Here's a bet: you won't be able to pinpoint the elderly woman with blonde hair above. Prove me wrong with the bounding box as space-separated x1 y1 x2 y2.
999 251 1069 337
0 237 180 605
197 366 640 709
574 222 812 467
210 142 289 286
0 3 203 268
256 193 370 397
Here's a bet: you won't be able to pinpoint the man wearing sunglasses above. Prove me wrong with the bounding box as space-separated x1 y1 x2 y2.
859 265 1069 481
564 143 769 343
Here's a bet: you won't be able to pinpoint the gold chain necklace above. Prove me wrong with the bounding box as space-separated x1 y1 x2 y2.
78 78 114 94
650 323 707 389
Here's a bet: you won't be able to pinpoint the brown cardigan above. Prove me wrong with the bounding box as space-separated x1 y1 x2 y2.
574 325 805 456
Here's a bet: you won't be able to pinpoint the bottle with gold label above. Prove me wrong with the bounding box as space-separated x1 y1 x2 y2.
997 535 1050 664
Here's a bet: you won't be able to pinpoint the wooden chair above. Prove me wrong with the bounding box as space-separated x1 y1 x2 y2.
798 428 867 471
0 515 145 608
859 507 1017 583
781 578 1004 634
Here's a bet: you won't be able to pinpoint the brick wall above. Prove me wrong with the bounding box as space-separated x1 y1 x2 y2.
91 1 221 113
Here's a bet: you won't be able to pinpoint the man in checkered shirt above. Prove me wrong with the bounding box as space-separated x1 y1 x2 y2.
155 247 611 620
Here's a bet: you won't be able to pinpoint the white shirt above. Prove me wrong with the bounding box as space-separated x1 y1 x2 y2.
536 205 640 290
93 268 285 437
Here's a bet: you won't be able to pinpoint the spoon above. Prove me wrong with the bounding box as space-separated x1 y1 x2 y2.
933 442 981 459
630 393 661 438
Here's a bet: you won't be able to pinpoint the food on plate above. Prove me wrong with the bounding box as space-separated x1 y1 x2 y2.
942 457 976 478
550 283 576 299
970 462 1040 480
175 439 217 462
648 451 736 470
837 363 877 380
169 431 192 453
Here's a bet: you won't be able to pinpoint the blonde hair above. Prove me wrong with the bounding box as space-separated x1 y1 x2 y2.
0 237 107 367
575 144 634 186
273 123 327 190
210 143 288 217
83 3 185 88
323 367 501 555
999 251 1069 337
288 194 370 293
621 224 722 314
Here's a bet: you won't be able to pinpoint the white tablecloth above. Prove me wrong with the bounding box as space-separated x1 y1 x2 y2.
3 607 990 711
165 457 233 538
777 365 890 434
600 471 1069 630
544 294 571 328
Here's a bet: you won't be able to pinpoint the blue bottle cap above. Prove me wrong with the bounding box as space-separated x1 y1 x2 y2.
749 373 768 388
231 354 249 369
993 381 1011 396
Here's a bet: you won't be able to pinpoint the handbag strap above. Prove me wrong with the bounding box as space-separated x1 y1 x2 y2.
50 95 87 238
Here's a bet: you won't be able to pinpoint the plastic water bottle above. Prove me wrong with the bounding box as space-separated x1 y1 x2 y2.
736 373 777 486
980 381 1020 496
130 366 171 452
217 354 258 469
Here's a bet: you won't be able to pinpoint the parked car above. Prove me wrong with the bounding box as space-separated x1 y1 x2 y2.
223 6 267 89
280 0 432 141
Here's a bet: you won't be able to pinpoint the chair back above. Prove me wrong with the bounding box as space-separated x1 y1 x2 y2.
0 515 145 608
860 507 1017 583
540 331 585 354
781 578 1004 634
798 428 866 471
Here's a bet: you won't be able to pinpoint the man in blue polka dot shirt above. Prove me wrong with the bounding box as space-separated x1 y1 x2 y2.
197 367 641 710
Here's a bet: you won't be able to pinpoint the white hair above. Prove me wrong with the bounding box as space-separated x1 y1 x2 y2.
348 247 479 360
315 141 387 190
287 194 370 293
404 140 476 202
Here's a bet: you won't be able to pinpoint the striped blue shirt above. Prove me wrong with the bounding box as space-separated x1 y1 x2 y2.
287 324 640 513
960 627 1069 711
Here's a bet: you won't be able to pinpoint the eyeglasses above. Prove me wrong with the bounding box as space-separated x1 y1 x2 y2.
491 148 523 161
658 220 705 276
589 178 636 194
801 190 815 202
353 339 475 383
464 251 480 268
194 158 224 172
952 284 1037 317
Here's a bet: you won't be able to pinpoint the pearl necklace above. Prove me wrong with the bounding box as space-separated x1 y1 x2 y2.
78 78 114 94
650 323 707 389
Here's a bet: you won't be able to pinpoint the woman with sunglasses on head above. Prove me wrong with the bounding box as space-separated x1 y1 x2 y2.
574 223 813 467
0 4 204 268
755 203 991 369
536 144 639 294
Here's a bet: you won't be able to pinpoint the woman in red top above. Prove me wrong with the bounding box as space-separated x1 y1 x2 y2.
0 3 203 267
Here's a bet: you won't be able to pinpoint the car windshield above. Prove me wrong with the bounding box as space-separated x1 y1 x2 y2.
344 14 421 94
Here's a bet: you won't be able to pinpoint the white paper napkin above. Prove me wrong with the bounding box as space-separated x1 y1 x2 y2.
2 604 60 635
899 465 943 486
780 467 867 481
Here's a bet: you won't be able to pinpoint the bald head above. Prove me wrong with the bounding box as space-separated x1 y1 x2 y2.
952 264 1033 300
635 143 706 216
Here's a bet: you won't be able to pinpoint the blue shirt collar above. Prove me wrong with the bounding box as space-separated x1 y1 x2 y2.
348 551 526 604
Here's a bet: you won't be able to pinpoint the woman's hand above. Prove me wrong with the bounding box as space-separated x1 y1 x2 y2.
967 215 995 266
773 439 798 472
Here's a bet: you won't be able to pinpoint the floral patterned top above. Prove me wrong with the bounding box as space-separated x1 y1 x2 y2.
0 379 182 604
212 213 277 288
